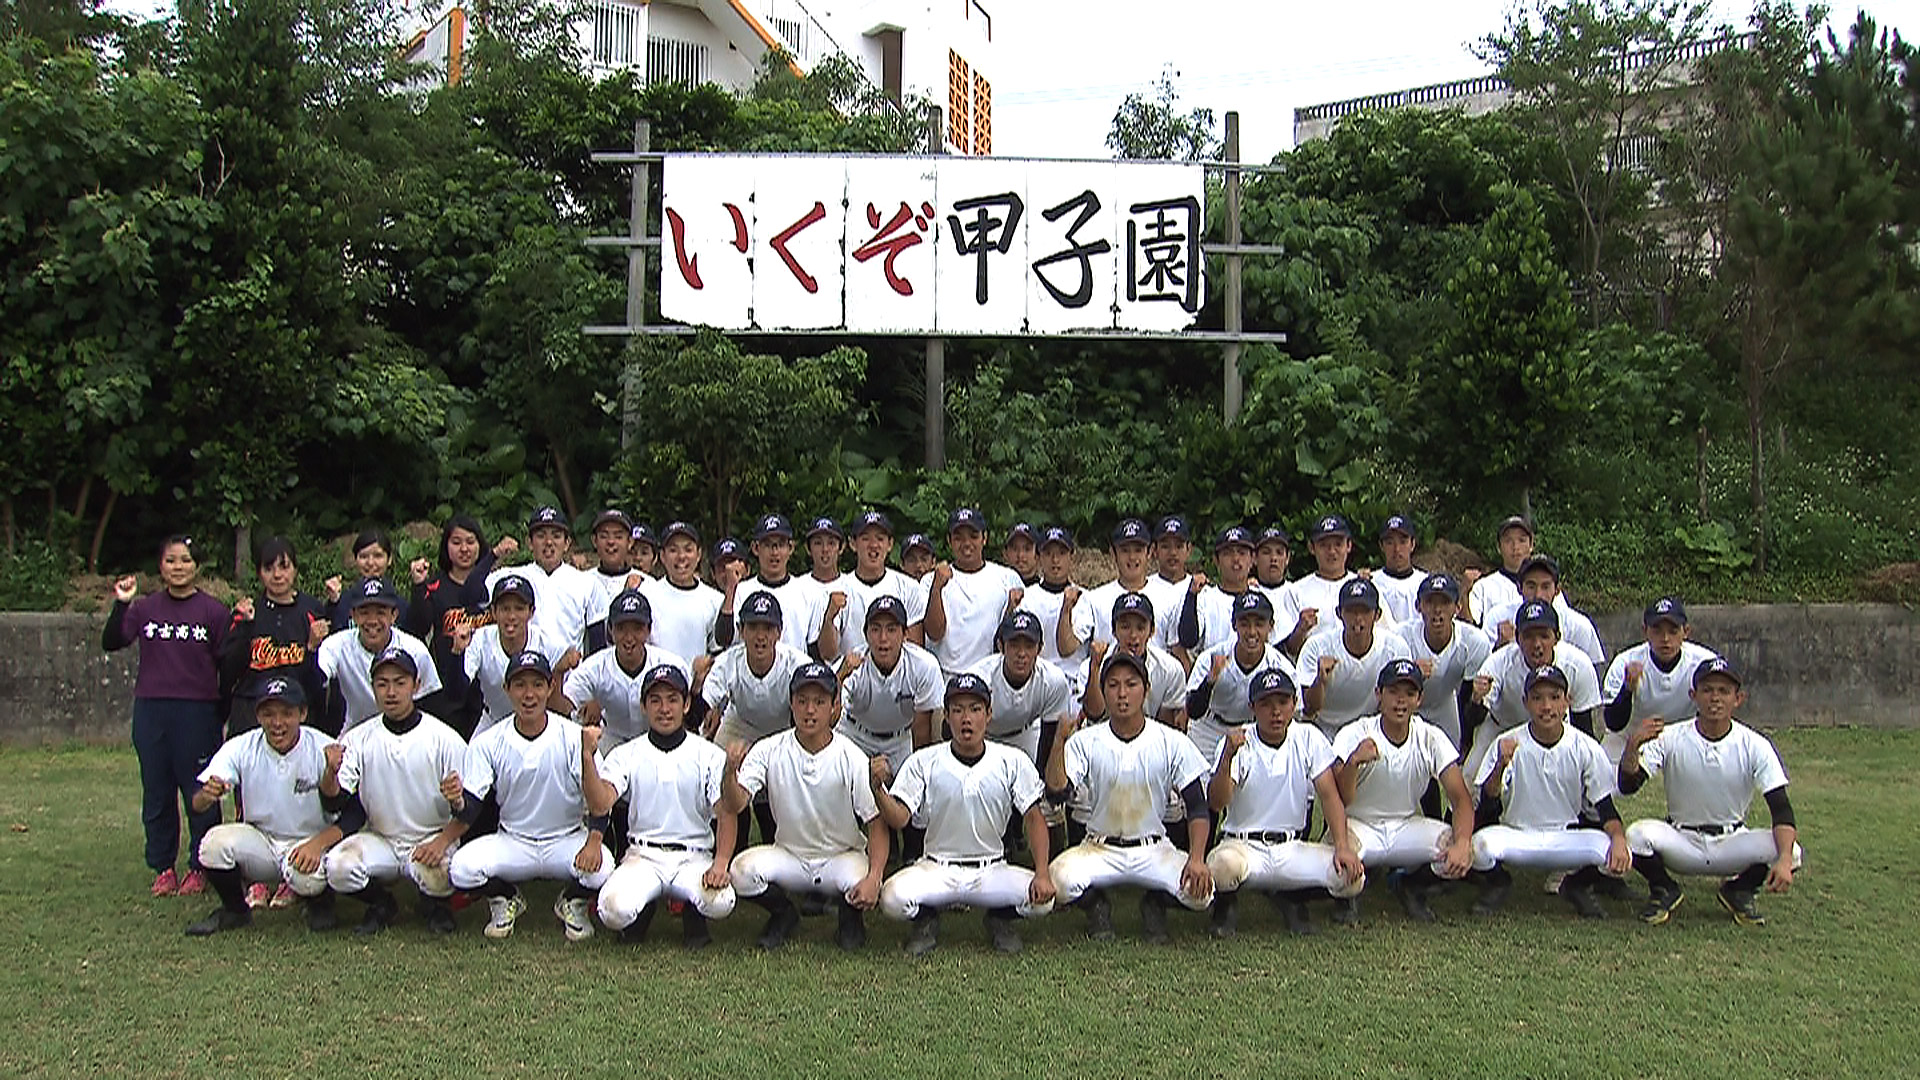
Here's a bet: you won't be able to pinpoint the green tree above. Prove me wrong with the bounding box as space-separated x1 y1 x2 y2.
1106 66 1217 161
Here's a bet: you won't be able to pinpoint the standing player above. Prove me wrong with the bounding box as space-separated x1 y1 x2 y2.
924 509 1025 678
316 578 443 735
1393 574 1492 755
722 664 889 950
1465 600 1603 780
591 665 738 948
1619 658 1801 926
1046 652 1213 943
1002 522 1043 587
183 677 340 935
1278 515 1360 659
323 649 469 935
1058 519 1174 659
639 522 728 665
1468 664 1630 918
1143 516 1195 651
455 575 568 734
1018 526 1086 698
629 523 660 579
1465 515 1533 627
837 596 945 776
484 506 594 659
734 514 829 658
1081 594 1189 729
557 589 692 753
1478 555 1606 666
1184 526 1259 655
407 516 509 738
872 672 1056 955
1184 592 1293 767
801 516 851 659
968 611 1075 766
583 509 640 656
1600 597 1720 766
833 511 929 652
900 533 937 583
700 593 813 847
1373 515 1424 627
1329 661 1477 923
446 650 614 941
1251 525 1293 614
1296 579 1412 739
1205 669 1364 937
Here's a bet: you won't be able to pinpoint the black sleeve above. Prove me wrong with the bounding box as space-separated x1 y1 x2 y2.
1179 778 1208 822
1763 786 1795 829
102 599 134 651
1569 707 1597 740
331 792 368 836
689 696 710 730
403 586 434 640
1462 697 1488 732
1046 781 1074 805
1177 589 1200 650
454 789 488 826
1593 794 1622 825
584 621 609 657
585 812 612 835
1616 765 1648 796
1185 678 1216 717
713 610 734 649
319 681 348 739
1603 683 1634 733
1474 796 1502 831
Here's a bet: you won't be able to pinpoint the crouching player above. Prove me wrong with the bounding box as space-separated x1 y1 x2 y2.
872 673 1056 956
184 676 341 935
1619 657 1801 926
1204 670 1363 938
1468 664 1630 919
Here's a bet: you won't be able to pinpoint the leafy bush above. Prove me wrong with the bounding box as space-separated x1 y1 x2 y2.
0 540 72 612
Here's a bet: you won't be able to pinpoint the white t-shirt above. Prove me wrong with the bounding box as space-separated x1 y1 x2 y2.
1478 641 1604 732
584 566 638 639
1332 714 1457 826
1296 628 1413 735
1185 642 1294 726
639 576 725 661
1466 569 1522 627
485 561 594 655
317 627 443 732
925 562 1025 674
1216 721 1334 835
1634 719 1789 827
463 627 567 735
561 645 692 749
1481 595 1607 666
1192 585 1253 654
1071 580 1180 656
1474 723 1614 830
599 732 727 849
833 568 930 655
841 642 945 736
1062 721 1208 840
1602 642 1720 728
966 654 1074 737
201 726 337 842
464 713 589 842
736 575 827 655
336 713 467 845
701 641 813 737
1394 618 1493 750
1278 572 1357 639
1142 573 1191 650
889 741 1044 861
1373 567 1425 628
1015 582 1085 689
735 730 880 860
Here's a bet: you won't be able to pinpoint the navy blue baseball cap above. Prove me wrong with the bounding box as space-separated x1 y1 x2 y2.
490 574 536 607
1232 591 1275 622
1692 656 1741 689
1644 596 1688 627
789 662 838 697
1005 522 1040 546
592 508 633 533
1155 515 1192 542
753 514 794 541
1337 578 1381 612
1040 526 1075 552
1100 650 1152 686
738 592 782 627
1248 669 1295 705
805 516 844 542
1515 599 1559 633
527 505 569 534
1256 525 1292 549
864 595 909 628
1377 658 1424 691
1215 525 1255 552
1110 518 1150 547
1309 514 1353 541
999 610 1045 644
349 577 403 611
369 645 418 680
257 675 307 706
1111 591 1155 623
642 663 690 696
903 533 934 555
851 511 893 537
608 589 652 627
712 537 748 563
661 521 700 545
945 672 992 705
1497 514 1534 539
1524 663 1570 693
629 523 658 549
1518 554 1562 582
1418 573 1461 602
505 649 552 681
1379 514 1416 540
948 508 987 534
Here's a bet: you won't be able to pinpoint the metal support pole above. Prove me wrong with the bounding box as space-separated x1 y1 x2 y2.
924 105 946 470
622 120 651 451
1222 111 1244 426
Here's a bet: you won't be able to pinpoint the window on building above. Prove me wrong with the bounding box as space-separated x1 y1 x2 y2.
648 36 709 87
949 50 971 150
590 0 640 70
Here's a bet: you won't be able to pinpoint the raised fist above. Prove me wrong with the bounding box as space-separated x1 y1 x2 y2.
932 561 954 587
1317 653 1340 679
826 590 848 616
324 575 343 603
1063 584 1082 608
323 742 345 776
1415 658 1435 678
1222 728 1247 754
1208 653 1230 680
493 536 520 560
1624 661 1646 690
410 558 432 585
581 723 602 758
725 740 749 772
1497 736 1519 766
868 755 893 790
1471 674 1494 704
234 597 256 622
113 576 139 603
1298 608 1320 632
439 772 463 805
1347 737 1380 766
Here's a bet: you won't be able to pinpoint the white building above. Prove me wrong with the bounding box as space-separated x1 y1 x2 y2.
402 0 997 153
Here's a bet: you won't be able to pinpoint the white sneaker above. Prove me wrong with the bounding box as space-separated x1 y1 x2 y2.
483 893 527 939
555 895 595 942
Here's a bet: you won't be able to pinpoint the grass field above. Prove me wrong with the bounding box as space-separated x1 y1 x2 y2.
2 729 1916 1079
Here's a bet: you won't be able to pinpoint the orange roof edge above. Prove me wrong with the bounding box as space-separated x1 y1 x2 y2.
447 7 466 85
725 0 804 78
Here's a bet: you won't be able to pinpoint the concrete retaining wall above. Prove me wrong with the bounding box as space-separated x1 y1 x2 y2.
2 605 1915 745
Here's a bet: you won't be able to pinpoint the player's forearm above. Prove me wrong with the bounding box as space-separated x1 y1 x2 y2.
1302 682 1326 717
584 776 617 818
912 710 933 749
1479 764 1506 804
863 819 891 878
1184 815 1209 852
1315 772 1353 849
712 806 739 864
1771 823 1797 865
1055 611 1082 655
1283 622 1311 659
720 778 751 815
1441 769 1476 844
872 790 912 832
816 618 841 661
1206 759 1237 813
190 787 222 815
924 586 948 642
1332 760 1360 807
1022 806 1051 871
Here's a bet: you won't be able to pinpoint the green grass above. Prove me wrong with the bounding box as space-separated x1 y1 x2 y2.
1 730 1916 1079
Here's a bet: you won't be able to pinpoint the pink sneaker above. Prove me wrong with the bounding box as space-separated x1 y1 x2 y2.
269 883 297 909
245 883 271 909
151 869 180 897
177 870 208 896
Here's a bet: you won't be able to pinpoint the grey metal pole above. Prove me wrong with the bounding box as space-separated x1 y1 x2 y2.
1222 111 1244 426
622 120 651 451
924 105 946 470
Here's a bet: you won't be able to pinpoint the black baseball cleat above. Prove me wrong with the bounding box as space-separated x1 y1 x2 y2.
1272 891 1320 936
304 896 339 933
1139 891 1172 944
1717 884 1767 926
681 909 713 950
1472 870 1512 916
186 907 252 936
984 908 1023 955
1390 877 1436 923
422 900 458 935
1638 888 1684 925
1330 896 1362 926
834 901 868 951
756 905 801 949
1080 889 1115 942
355 898 398 937
1559 878 1609 920
1207 892 1239 940
903 911 940 957
621 902 659 944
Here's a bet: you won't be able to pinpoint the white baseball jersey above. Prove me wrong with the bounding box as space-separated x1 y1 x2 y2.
1602 642 1720 727
199 726 338 842
560 644 692 749
317 627 443 732
966 654 1073 737
1478 641 1604 731
1015 582 1085 688
1110 642 1191 719
841 642 945 737
639 576 725 661
734 730 881 860
924 561 1024 673
599 731 727 848
335 712 467 845
736 574 827 654
833 567 930 649
1215 722 1334 835
1633 719 1789 827
1466 569 1522 627
1191 585 1251 654
1071 580 1180 654
1185 643 1293 726
485 560 594 653
1277 572 1357 637
584 566 637 636
1474 723 1614 830
1062 721 1209 840
1481 594 1607 665
1331 714 1458 826
1373 568 1424 627
701 641 813 737
464 712 589 842
1296 628 1413 735
463 627 566 734
1394 618 1493 749
1142 573 1191 650
889 741 1045 861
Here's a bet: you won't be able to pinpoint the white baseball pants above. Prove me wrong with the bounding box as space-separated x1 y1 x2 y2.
1470 825 1615 873
597 846 737 927
730 844 870 898
1349 817 1453 871
1626 820 1803 876
448 829 614 891
197 824 328 896
1207 837 1363 898
879 858 1052 920
1050 838 1212 909
324 832 457 897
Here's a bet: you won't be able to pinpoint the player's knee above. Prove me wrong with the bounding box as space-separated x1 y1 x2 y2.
878 881 915 921
196 825 244 870
286 865 328 897
447 850 486 891
1048 850 1092 901
1206 843 1250 891
1624 818 1661 856
324 851 366 892
728 848 770 895
697 887 736 919
596 887 639 929
411 861 453 897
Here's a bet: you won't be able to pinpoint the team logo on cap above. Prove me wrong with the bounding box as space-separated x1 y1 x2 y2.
642 664 689 695
744 593 778 619
946 672 991 702
1112 592 1154 620
1524 663 1569 691
999 610 1044 642
1042 526 1074 549
1654 598 1675 614
1516 599 1557 630
1693 656 1740 688
264 677 292 695
1339 578 1380 608
1378 658 1423 689
535 507 560 523
1233 591 1274 619
763 515 782 531
1114 519 1147 541
1248 669 1295 704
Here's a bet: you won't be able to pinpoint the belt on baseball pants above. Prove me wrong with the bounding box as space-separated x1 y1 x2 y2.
1222 830 1298 844
1091 835 1164 848
1672 820 1739 836
927 854 1002 869
632 841 711 853
853 722 910 739
1209 715 1252 727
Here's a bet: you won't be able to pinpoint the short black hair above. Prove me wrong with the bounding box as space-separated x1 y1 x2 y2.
158 534 197 561
438 515 487 574
255 535 298 570
351 529 393 559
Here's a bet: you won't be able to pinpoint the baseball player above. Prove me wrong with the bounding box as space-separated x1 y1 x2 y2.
1277 514 1361 659
871 672 1056 955
833 511 930 652
1329 660 1477 923
722 663 889 950
1468 664 1631 919
629 523 660 579
924 509 1025 677
1464 599 1603 780
967 611 1075 765
1373 515 1424 627
322 648 469 935
1252 525 1293 613
900 533 937 582
1182 525 1259 655
1600 597 1720 765
446 650 614 940
1002 521 1043 587
1183 591 1294 766
1478 555 1606 666
638 522 728 664
590 664 738 949
1081 594 1189 729
315 578 442 735
1204 669 1364 938
1296 578 1413 739
455 575 571 734
699 592 813 847
1046 651 1213 942
583 509 641 656
1058 519 1175 659
323 529 406 632
1464 515 1534 627
802 516 851 659
406 516 510 738
837 596 944 776
183 676 341 935
557 589 692 753
1618 657 1801 926
1143 515 1196 652
1017 526 1087 697
1393 573 1493 755
483 506 594 657
735 514 829 657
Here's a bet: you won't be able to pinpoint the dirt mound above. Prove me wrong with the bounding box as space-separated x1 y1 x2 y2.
1860 562 1920 604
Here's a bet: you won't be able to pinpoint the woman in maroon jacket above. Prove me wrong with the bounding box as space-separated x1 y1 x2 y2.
104 535 231 898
